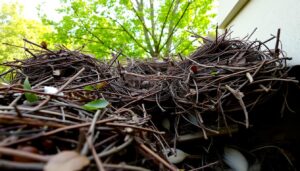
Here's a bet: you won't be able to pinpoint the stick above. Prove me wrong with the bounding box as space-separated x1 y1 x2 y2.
105 122 165 134
225 85 249 128
1 118 117 147
274 28 281 58
31 67 85 111
0 159 44 170
0 147 50 162
137 141 177 171
23 39 57 55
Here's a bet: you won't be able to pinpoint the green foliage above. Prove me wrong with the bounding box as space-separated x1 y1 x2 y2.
83 99 109 111
83 85 95 91
23 77 38 103
0 2 52 72
41 0 215 59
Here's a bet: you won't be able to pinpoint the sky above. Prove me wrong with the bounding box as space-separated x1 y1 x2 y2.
0 0 62 21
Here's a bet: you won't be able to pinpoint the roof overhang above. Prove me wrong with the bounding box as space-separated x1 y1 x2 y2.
218 0 250 28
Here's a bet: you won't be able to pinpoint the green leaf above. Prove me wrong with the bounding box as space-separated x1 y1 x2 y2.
23 77 32 90
23 77 38 103
210 71 218 76
83 99 109 111
83 85 95 91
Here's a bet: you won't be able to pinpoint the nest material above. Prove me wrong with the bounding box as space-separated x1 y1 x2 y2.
0 32 297 170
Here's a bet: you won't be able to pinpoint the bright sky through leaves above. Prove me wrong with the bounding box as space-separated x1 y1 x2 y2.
0 0 217 61
0 0 62 21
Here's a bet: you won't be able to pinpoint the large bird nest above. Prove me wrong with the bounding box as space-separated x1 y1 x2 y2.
0 31 297 170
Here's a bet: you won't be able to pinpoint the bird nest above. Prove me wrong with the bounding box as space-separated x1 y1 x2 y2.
0 31 297 170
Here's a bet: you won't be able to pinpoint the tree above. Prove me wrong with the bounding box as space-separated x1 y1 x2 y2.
41 0 215 59
0 2 52 66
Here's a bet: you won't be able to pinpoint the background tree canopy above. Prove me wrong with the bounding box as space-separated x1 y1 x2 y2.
41 0 215 59
0 2 52 66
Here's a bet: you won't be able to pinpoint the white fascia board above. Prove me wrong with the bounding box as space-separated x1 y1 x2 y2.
218 0 250 29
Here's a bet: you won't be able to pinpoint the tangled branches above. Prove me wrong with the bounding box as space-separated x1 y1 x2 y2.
0 31 297 170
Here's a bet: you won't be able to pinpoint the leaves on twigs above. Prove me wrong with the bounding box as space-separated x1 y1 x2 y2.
95 81 108 89
83 85 95 91
23 77 38 103
83 82 108 91
83 99 109 111
44 151 90 171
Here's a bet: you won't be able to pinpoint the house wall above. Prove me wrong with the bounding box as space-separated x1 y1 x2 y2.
218 0 300 65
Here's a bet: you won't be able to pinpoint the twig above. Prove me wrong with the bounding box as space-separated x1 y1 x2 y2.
87 137 106 171
104 163 150 171
23 39 57 55
13 105 23 118
63 77 118 90
0 147 51 162
1 118 118 147
44 118 117 137
60 107 66 122
0 114 66 128
81 110 101 155
246 27 257 41
189 160 219 171
176 125 238 142
156 93 166 112
193 79 199 104
251 145 295 169
0 159 44 170
24 48 38 58
274 28 281 58
105 122 165 134
91 136 133 159
136 139 177 171
225 85 249 128
251 78 298 84
31 67 85 111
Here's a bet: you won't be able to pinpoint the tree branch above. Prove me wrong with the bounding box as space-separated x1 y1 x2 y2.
159 1 191 52
157 0 176 50
164 0 180 56
132 0 156 42
72 10 116 52
149 0 156 39
132 0 155 56
109 15 151 54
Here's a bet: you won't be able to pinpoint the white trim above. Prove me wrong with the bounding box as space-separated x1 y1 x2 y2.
218 0 250 28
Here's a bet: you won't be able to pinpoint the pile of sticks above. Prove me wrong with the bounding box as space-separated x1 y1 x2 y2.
0 31 297 170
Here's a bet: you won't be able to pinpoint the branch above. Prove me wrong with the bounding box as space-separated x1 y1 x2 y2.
225 85 249 128
174 37 198 54
0 147 50 162
72 8 127 57
23 39 56 55
149 0 156 39
131 0 157 42
109 15 151 54
0 159 44 170
157 0 176 48
164 0 180 56
132 0 155 56
159 1 191 52
94 26 125 31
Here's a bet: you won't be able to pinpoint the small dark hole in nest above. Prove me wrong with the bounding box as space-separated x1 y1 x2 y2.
62 68 76 77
